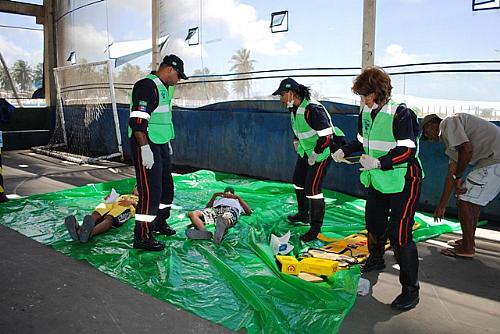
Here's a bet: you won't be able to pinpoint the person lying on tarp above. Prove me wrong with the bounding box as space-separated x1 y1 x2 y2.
185 186 252 244
64 186 138 243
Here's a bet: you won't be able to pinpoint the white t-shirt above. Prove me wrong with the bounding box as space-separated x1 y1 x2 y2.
439 113 500 168
213 197 244 216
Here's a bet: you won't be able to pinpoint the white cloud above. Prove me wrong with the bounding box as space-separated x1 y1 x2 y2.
167 38 207 59
160 0 303 57
0 35 42 67
69 24 111 63
379 44 430 66
107 0 150 15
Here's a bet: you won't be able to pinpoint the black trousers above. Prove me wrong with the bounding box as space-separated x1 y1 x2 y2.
130 136 174 224
365 164 423 247
292 155 331 196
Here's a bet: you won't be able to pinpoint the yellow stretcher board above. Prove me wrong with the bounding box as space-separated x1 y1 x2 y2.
310 223 421 266
317 223 421 243
276 255 339 277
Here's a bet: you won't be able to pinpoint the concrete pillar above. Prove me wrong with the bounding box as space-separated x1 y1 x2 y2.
362 0 376 69
152 0 160 70
41 0 57 107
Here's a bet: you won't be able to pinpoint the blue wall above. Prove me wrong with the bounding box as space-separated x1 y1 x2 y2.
117 101 499 221
2 107 53 150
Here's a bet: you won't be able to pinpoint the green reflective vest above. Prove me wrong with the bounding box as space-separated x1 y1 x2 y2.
359 101 409 194
291 98 341 163
128 74 175 144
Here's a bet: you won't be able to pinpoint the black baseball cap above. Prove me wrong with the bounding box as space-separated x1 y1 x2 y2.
223 186 235 194
272 78 299 96
161 54 188 80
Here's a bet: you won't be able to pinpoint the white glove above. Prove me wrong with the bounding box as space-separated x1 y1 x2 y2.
293 139 299 152
308 151 318 166
140 144 154 169
360 154 381 171
168 142 173 155
331 149 345 162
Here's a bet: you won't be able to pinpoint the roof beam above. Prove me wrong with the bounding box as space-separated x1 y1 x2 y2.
0 0 44 19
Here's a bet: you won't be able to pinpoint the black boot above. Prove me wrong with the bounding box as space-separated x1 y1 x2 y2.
391 242 420 311
362 233 387 273
288 189 309 224
300 199 325 242
133 221 165 251
0 192 8 203
152 207 176 236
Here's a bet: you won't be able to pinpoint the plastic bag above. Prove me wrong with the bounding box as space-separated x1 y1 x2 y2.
104 188 120 204
270 231 294 255
357 277 370 296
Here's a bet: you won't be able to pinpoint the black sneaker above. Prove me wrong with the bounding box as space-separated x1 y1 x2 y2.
156 223 176 236
64 215 79 241
133 239 165 251
300 229 319 242
0 193 9 203
186 228 213 240
361 256 386 273
214 217 229 244
287 212 309 224
391 291 419 311
78 215 95 243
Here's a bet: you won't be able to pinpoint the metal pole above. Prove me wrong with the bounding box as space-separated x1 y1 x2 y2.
152 0 160 70
53 66 67 147
0 52 23 107
361 0 376 69
107 60 123 160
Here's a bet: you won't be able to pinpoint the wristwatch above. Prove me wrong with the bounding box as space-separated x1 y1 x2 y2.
452 174 462 180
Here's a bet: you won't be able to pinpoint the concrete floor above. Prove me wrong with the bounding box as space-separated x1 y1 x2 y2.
1 150 499 334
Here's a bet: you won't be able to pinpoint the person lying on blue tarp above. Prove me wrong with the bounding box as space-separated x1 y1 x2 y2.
64 186 138 243
186 187 252 244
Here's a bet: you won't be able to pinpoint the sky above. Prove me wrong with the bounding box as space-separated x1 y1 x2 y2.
0 0 499 104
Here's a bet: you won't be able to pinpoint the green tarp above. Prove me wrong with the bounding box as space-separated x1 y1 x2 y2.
0 170 462 333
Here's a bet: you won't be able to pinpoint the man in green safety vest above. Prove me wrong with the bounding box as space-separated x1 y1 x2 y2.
272 78 345 242
333 66 423 311
128 54 188 251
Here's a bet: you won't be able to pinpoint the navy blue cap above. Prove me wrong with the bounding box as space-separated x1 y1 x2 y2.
161 54 188 80
272 78 299 96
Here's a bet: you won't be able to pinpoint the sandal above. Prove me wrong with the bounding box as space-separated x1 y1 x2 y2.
440 248 474 259
447 239 463 247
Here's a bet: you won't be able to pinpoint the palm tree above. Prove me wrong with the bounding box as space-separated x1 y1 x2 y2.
116 63 146 83
33 62 44 88
192 67 229 101
230 48 256 99
312 89 323 101
175 67 229 104
0 68 11 90
12 59 33 92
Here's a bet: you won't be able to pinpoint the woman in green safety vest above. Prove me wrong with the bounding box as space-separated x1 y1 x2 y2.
272 78 345 242
128 54 188 251
332 66 423 311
